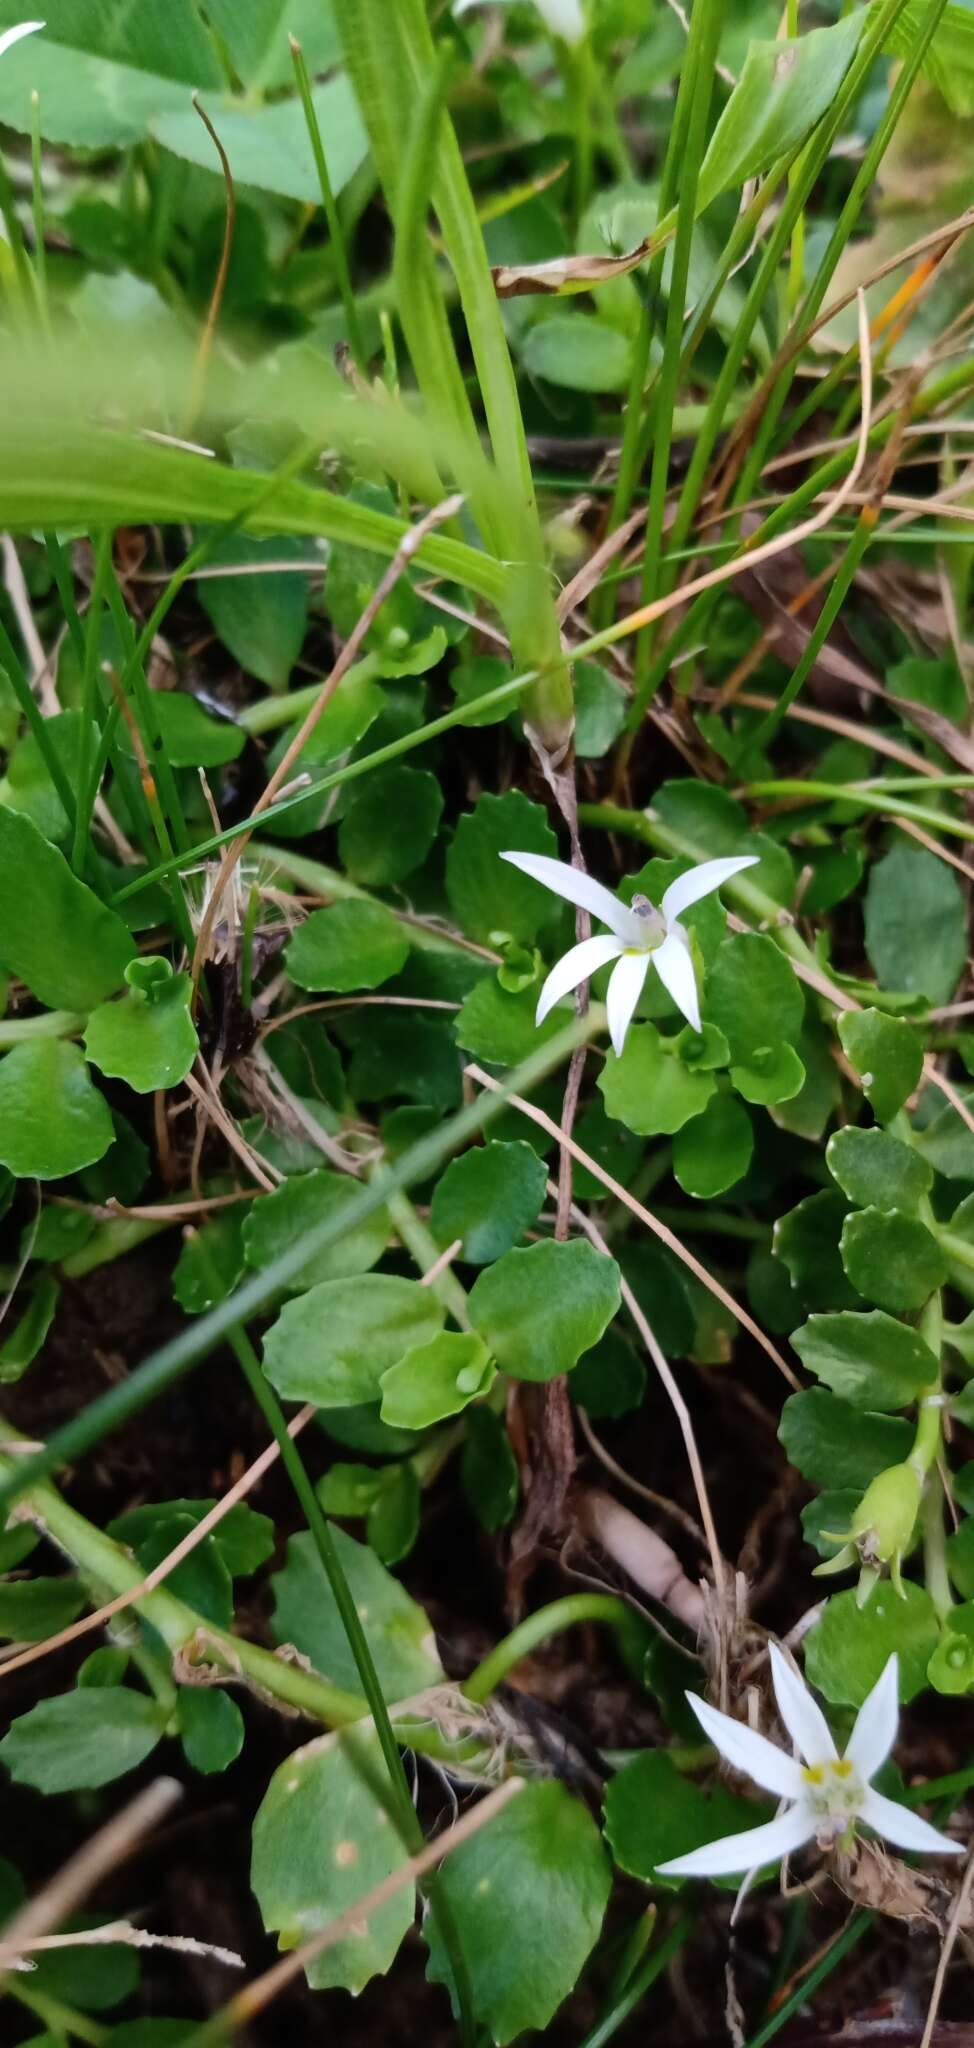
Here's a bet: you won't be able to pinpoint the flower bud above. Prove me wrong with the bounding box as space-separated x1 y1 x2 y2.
850 1463 922 1594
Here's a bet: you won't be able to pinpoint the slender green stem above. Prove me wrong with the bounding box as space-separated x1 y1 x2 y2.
0 1009 85 1045
0 145 35 309
384 1182 471 1329
43 531 86 667
0 616 78 837
0 1012 597 1517
290 36 367 370
71 527 113 874
578 1914 694 2048
464 1595 643 1704
7 1979 108 2045
633 0 725 688
743 1914 872 2048
29 90 48 327
738 780 974 846
237 655 378 734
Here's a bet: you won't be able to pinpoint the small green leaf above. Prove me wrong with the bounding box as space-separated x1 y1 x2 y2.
0 1041 112 1179
445 790 559 946
574 663 627 758
571 1328 646 1418
197 535 310 692
947 1517 974 1599
177 1689 245 1775
461 1407 519 1531
79 1110 149 1206
827 1127 932 1212
604 1750 764 1890
117 690 244 768
172 1210 246 1315
262 1275 446 1408
0 1270 59 1382
928 1608 974 1696
912 1087 974 1180
0 1577 86 1642
865 846 966 1004
338 766 444 885
672 1092 752 1197
109 1499 273 1579
599 1022 716 1136
0 807 134 1008
774 1191 860 1310
366 1463 421 1566
522 314 632 393
118 1512 232 1628
0 1687 166 1792
380 1332 495 1430
468 1239 621 1383
271 1524 442 1697
779 1389 912 1490
252 1727 414 1994
652 780 748 853
804 1584 940 1707
243 1169 390 1292
706 934 804 1061
696 14 864 212
837 1007 923 1124
840 1209 947 1314
285 900 410 992
801 1491 861 1560
792 1310 938 1410
84 973 198 1092
731 1042 806 1107
425 1782 611 2046
429 1141 547 1265
154 75 368 203
455 976 561 1066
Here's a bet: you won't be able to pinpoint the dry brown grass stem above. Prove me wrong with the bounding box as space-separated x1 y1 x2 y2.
0 1777 183 1955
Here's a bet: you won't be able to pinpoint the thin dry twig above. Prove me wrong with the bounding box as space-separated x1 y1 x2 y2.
187 96 236 430
465 1063 797 1386
1 1923 244 1971
919 1844 974 2048
0 1406 315 1683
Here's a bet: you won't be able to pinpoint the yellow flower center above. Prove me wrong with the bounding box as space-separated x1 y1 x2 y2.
800 1757 863 1824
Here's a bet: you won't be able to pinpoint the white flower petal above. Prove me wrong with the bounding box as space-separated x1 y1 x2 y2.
0 22 44 60
656 1804 815 1880
500 851 635 941
606 950 649 1057
652 928 701 1032
769 1645 837 1766
859 1788 964 1857
661 855 760 925
845 1654 899 1783
684 1693 804 1801
535 934 623 1025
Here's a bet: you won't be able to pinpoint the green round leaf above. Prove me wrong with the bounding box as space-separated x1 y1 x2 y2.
598 1022 716 1136
574 662 627 758
774 1190 860 1311
0 1577 86 1642
837 1007 923 1124
252 1727 414 1994
243 1169 390 1292
455 976 561 1067
425 1782 611 2045
0 807 134 1009
0 1041 113 1179
197 537 310 692
706 934 804 1061
285 900 410 992
571 1327 646 1418
262 1274 446 1408
468 1238 621 1382
118 690 245 767
338 765 444 884
445 790 559 945
804 1583 940 1707
779 1389 912 1490
928 1610 974 1696
652 780 748 853
604 1750 764 1891
172 1210 246 1314
366 1463 421 1566
271 1524 442 1697
522 313 631 392
946 1517 974 1599
0 1687 166 1792
178 1688 245 1774
84 974 199 1092
430 1141 547 1265
380 1332 495 1430
792 1310 939 1410
826 1127 931 1212
864 846 966 1004
672 1092 753 1197
840 1208 947 1314
730 1042 806 1107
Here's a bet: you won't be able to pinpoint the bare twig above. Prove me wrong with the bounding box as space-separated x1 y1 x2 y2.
0 1779 183 1956
919 1845 974 2048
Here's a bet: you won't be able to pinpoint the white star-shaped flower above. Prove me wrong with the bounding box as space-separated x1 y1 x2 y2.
0 22 44 60
657 1647 963 1881
500 849 758 1054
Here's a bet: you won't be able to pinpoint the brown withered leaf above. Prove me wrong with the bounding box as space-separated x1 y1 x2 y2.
888 692 974 773
491 235 657 299
832 1836 955 1926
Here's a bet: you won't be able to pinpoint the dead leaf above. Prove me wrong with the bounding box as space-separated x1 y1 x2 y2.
491 235 658 299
